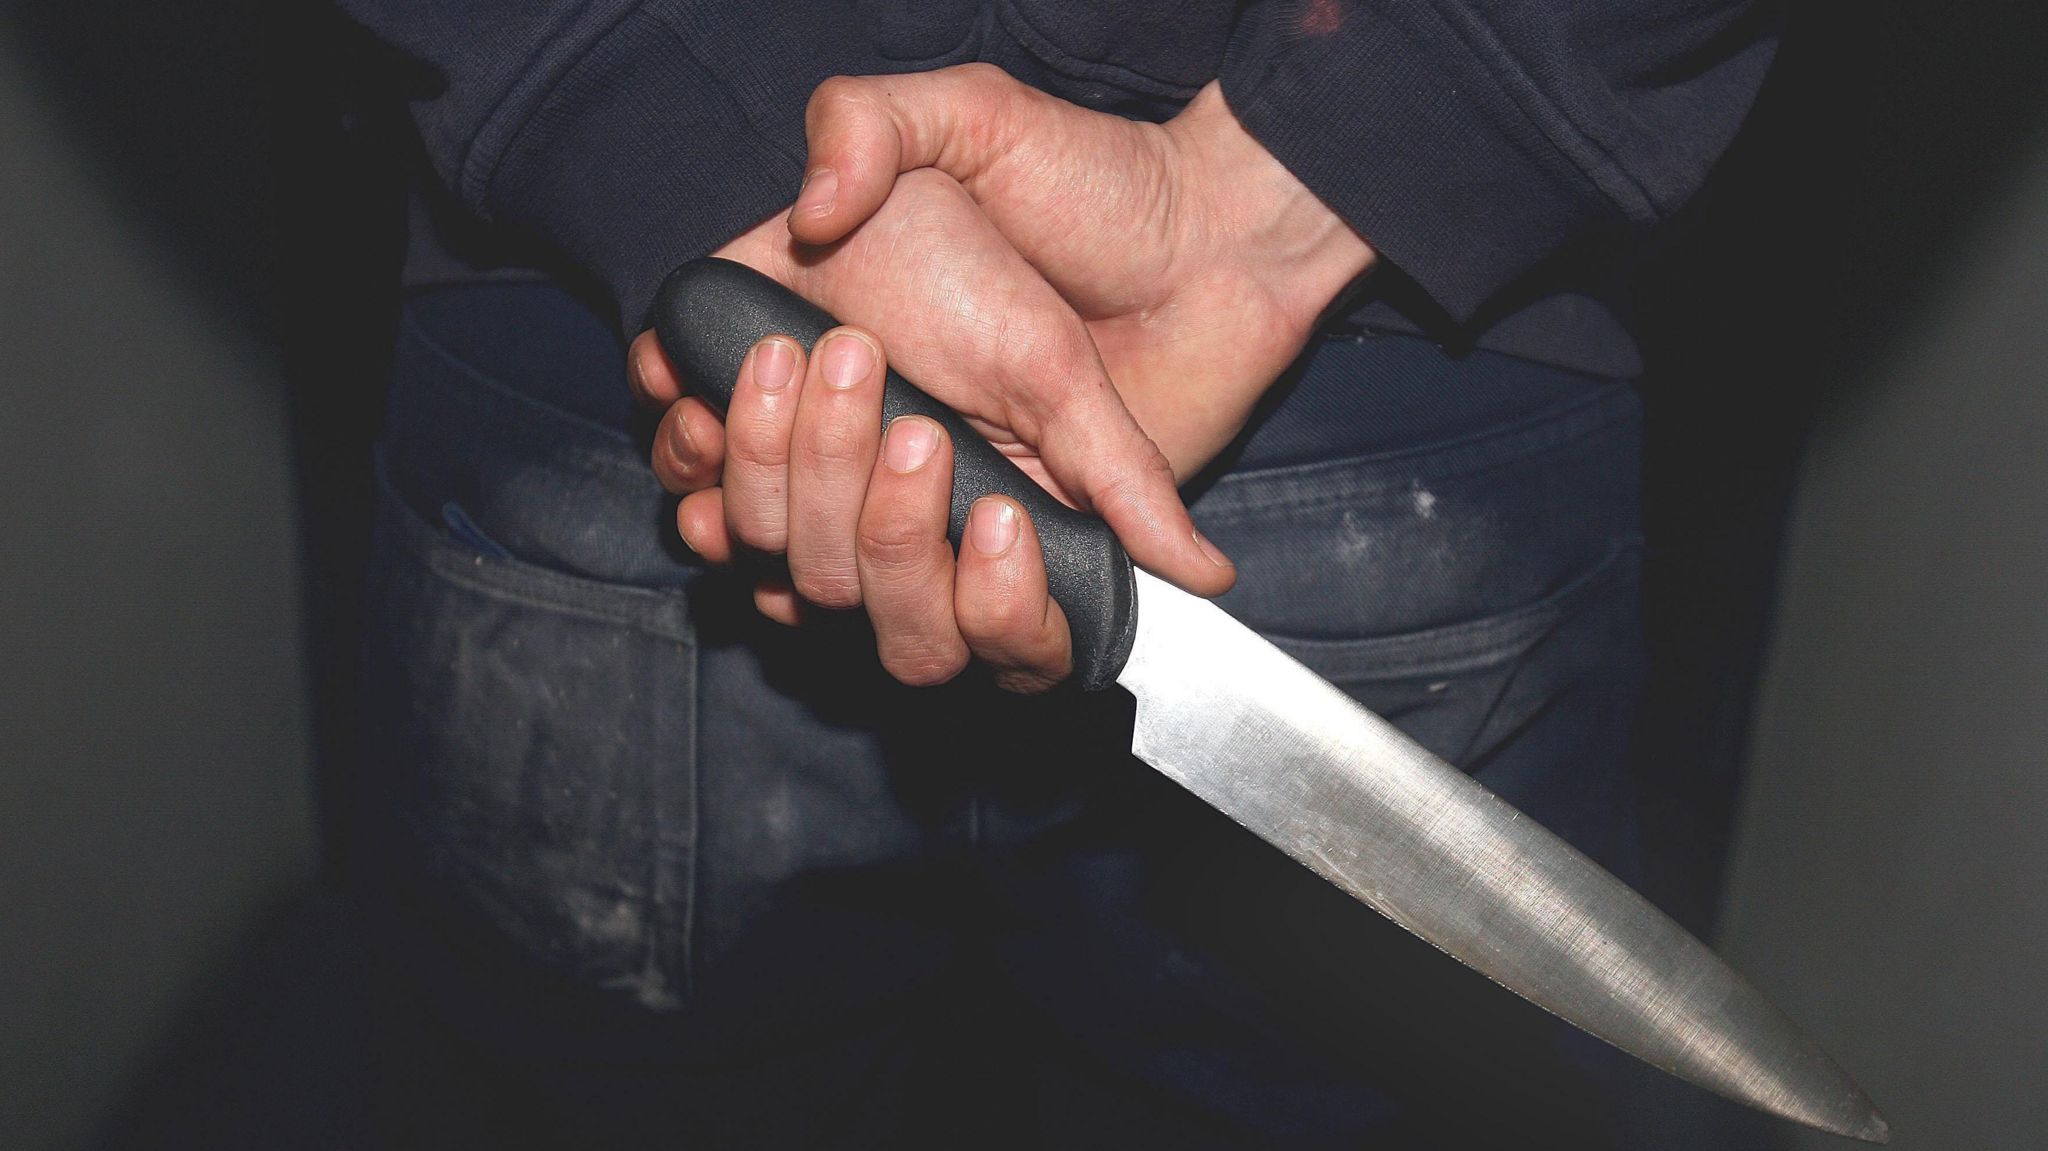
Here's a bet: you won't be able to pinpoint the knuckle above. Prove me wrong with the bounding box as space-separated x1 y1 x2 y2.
792 420 872 473
856 518 933 579
997 325 1095 423
960 586 1039 644
728 517 785 555
953 63 1014 109
1133 443 1178 491
953 61 1006 86
806 75 875 127
930 64 1028 171
726 418 791 470
1042 325 1099 384
793 563 862 610
959 64 1018 134
1092 443 1177 521
724 490 787 552
809 74 860 106
882 641 969 688
992 667 1062 695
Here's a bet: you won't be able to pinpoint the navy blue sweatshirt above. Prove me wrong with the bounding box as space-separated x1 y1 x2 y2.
343 1 1778 379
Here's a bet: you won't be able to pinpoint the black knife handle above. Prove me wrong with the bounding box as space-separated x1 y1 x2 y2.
652 258 1138 690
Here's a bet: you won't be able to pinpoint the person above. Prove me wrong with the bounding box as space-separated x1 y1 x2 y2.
338 3 1780 1146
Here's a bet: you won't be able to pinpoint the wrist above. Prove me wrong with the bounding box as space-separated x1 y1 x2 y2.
1165 83 1375 325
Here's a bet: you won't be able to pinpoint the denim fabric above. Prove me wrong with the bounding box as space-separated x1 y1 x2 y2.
354 282 1649 1148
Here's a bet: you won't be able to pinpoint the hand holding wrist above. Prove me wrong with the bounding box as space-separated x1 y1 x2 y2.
627 65 1381 692
778 66 1381 481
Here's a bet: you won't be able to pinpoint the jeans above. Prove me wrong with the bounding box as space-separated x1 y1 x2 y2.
354 282 1650 1148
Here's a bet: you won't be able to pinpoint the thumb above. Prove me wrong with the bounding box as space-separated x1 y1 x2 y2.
788 63 1023 245
1018 325 1237 599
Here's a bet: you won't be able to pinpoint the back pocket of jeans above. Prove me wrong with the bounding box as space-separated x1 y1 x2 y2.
1268 541 1642 772
1192 387 1645 772
358 458 698 1011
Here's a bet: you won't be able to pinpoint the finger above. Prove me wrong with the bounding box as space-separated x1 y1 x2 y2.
1040 394 1239 597
785 327 886 609
782 167 1233 596
790 64 1022 246
857 417 968 686
628 330 684 408
955 496 1071 694
753 579 802 626
989 299 1238 597
676 488 734 563
722 336 805 554
652 396 727 495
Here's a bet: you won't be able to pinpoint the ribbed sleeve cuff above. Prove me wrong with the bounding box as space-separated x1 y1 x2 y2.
485 9 805 332
1219 5 1620 324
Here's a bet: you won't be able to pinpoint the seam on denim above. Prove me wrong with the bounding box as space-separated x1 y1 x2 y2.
1452 577 1580 766
680 629 701 1004
1199 383 1635 514
641 691 675 1010
1196 401 1630 522
635 598 699 1013
1200 417 1632 525
416 526 691 640
1314 330 1642 388
380 455 693 641
1261 537 1642 680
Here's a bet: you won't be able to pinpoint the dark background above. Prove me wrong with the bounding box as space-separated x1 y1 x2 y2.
3 3 2044 1147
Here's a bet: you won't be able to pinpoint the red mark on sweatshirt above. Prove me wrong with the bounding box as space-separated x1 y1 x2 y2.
1302 0 1344 36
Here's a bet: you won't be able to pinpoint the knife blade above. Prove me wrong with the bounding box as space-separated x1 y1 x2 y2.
652 257 1888 1142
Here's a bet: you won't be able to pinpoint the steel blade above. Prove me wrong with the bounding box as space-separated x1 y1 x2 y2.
1117 571 1887 1142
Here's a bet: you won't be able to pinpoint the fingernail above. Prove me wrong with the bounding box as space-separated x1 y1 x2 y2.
969 497 1019 555
883 417 939 473
820 333 873 390
753 338 796 392
1193 528 1231 568
630 347 657 399
793 168 838 218
669 412 699 466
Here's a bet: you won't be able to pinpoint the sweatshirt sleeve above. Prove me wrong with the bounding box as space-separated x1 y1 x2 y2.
337 1 901 329
1220 0 1780 322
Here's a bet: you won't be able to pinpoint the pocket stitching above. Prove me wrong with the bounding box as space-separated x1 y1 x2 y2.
378 456 693 643
1262 538 1642 681
1196 386 1637 523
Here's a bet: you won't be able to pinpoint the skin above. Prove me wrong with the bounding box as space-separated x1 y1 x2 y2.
630 67 1375 692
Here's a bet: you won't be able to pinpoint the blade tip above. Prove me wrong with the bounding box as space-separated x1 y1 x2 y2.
1811 1098 1889 1144
1853 1109 1891 1145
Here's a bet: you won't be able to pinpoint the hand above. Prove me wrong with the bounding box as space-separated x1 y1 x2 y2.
784 65 1376 479
646 320 1074 692
630 168 1227 690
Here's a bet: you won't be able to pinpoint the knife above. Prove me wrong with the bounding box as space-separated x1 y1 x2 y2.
652 257 1888 1142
